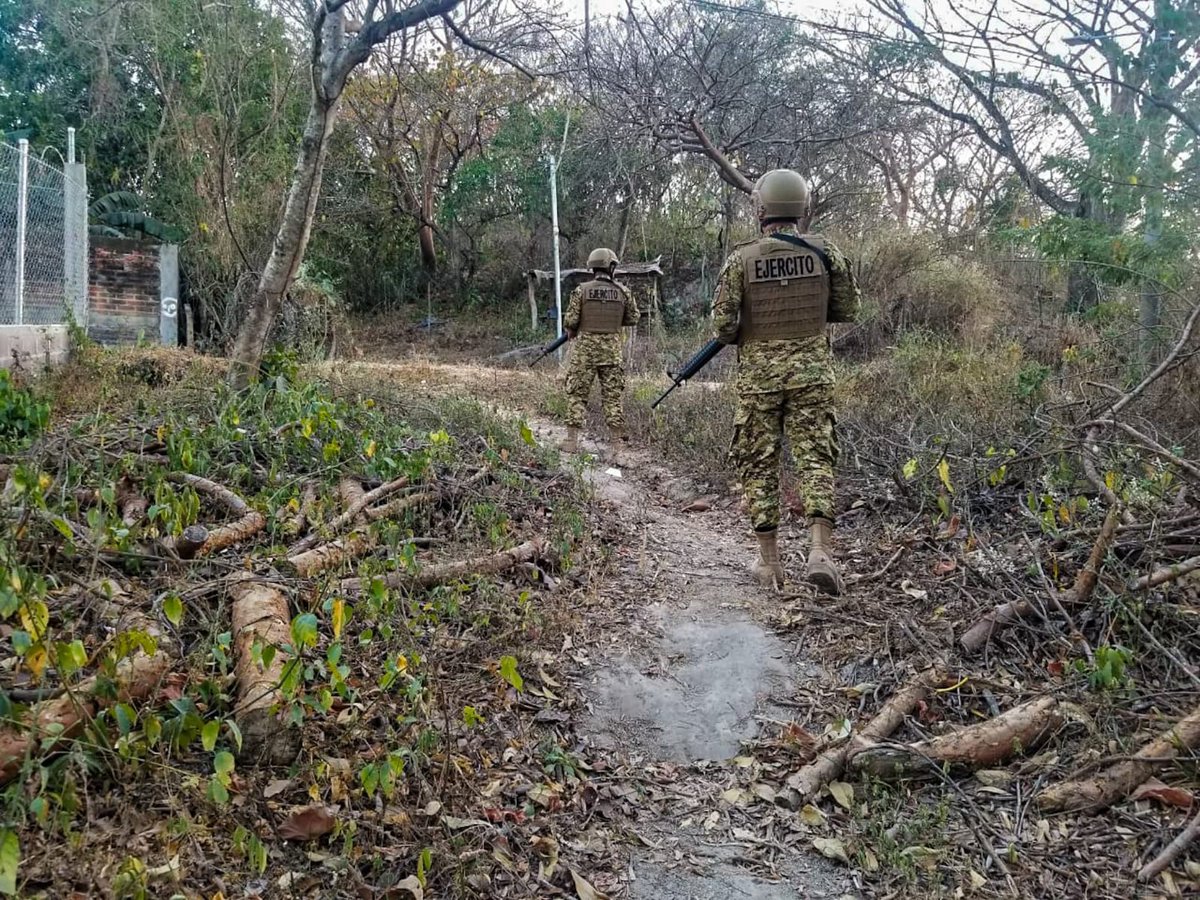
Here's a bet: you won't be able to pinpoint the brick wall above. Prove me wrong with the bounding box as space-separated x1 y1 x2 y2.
88 237 164 346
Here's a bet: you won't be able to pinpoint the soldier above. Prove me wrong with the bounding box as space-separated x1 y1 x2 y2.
560 248 641 454
711 169 860 594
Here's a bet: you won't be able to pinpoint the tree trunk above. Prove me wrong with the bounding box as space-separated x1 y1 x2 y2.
1039 702 1200 813
229 576 301 765
228 90 341 387
849 697 1064 779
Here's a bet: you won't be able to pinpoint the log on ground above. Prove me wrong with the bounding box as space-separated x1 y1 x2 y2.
229 576 301 765
1039 702 1200 813
167 472 265 555
0 579 173 784
782 668 941 805
340 539 544 596
849 696 1064 780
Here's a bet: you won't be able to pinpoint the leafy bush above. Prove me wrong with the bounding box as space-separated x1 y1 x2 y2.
0 371 50 448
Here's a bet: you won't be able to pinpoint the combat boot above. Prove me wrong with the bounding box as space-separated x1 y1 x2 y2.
751 528 785 588
560 427 580 453
807 517 843 596
607 425 630 466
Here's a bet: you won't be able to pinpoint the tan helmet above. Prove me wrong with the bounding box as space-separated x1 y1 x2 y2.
586 247 619 271
752 169 811 221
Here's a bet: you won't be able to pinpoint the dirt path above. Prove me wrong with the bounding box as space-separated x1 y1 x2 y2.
525 421 853 899
335 359 856 897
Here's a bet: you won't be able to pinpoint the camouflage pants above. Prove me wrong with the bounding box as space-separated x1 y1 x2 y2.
729 384 839 530
564 364 626 430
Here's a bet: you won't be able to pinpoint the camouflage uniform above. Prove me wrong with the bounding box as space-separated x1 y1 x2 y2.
562 277 641 429
712 224 860 530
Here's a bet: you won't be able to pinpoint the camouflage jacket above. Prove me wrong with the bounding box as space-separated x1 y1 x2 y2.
563 276 640 368
711 224 860 394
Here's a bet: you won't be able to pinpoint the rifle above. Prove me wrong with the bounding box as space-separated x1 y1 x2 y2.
651 338 725 409
529 333 569 367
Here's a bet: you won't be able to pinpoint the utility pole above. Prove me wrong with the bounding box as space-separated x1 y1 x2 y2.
547 114 572 360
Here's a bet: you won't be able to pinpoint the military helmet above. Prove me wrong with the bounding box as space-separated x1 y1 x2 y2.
586 247 619 270
752 169 811 220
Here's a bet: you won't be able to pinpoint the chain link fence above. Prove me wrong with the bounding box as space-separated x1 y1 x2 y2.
0 139 88 326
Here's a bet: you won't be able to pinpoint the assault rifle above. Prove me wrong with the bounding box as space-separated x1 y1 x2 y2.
651 338 725 409
529 333 569 367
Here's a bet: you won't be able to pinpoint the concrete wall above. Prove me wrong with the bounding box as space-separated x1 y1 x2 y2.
0 325 70 370
87 237 179 347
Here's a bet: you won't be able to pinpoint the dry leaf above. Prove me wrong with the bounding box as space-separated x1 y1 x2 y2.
393 874 424 900
799 804 825 827
571 869 609 900
812 837 850 865
720 787 750 806
969 869 987 890
278 805 336 842
751 783 777 803
828 781 854 810
263 778 293 799
681 498 711 513
900 580 928 600
863 848 879 872
933 559 957 576
1131 777 1195 809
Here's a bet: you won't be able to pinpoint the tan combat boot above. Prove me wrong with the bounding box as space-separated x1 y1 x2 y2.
560 427 580 453
607 425 630 466
751 528 786 588
807 517 843 596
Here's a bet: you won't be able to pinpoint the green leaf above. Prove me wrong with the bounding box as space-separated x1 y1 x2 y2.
0 828 18 896
902 458 918 480
208 777 229 806
213 751 235 776
201 720 220 752
163 594 184 627
498 655 524 692
291 613 319 650
519 422 536 447
225 719 244 754
113 703 136 736
55 639 87 678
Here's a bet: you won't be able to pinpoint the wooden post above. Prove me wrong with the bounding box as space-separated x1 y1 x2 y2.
527 272 538 331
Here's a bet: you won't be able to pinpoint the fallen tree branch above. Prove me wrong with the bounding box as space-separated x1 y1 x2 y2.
0 580 173 784
782 668 941 804
1039 703 1200 813
1128 554 1200 591
228 575 300 765
849 697 1064 780
338 477 366 513
289 475 411 554
1138 806 1200 883
282 481 318 539
340 538 544 595
284 533 377 578
961 507 1120 654
168 472 265 556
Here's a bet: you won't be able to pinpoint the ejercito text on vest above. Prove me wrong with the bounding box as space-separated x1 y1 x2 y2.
738 235 831 343
579 279 626 334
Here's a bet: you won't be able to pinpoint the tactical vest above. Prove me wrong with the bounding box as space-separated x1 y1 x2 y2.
737 234 830 343
578 278 626 334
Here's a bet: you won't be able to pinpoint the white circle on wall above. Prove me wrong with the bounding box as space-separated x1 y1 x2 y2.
161 297 178 318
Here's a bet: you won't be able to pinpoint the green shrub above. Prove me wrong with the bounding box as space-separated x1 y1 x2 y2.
0 370 50 448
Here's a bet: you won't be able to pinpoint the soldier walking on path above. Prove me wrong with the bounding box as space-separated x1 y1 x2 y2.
711 169 861 594
560 248 641 456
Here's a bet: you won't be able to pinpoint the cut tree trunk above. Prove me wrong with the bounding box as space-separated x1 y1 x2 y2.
849 696 1064 780
167 472 265 556
0 579 173 784
284 534 376 578
1039 703 1200 813
782 669 940 804
228 576 300 765
340 539 543 595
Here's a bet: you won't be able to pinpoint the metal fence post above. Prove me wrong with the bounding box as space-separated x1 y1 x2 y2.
15 138 28 325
